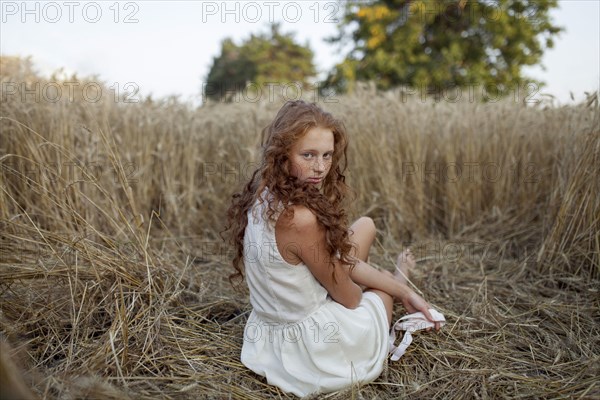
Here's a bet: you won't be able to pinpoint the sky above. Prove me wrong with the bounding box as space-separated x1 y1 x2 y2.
1 0 598 105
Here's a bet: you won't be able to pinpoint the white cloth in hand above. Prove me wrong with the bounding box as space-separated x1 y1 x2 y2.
388 308 446 361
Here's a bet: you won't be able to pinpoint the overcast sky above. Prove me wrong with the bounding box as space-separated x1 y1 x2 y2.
1 0 598 104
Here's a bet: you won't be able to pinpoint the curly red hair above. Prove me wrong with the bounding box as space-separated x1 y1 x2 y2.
223 100 356 285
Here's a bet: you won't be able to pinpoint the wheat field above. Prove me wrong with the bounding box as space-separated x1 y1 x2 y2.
1 57 598 399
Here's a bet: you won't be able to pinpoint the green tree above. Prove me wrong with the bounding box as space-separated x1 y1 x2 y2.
324 0 562 96
204 24 316 102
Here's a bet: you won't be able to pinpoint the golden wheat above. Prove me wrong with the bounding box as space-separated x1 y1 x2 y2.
1 57 598 399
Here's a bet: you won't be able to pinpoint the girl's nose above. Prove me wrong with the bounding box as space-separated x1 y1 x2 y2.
313 158 325 172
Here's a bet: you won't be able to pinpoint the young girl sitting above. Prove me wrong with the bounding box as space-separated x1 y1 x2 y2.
225 100 442 397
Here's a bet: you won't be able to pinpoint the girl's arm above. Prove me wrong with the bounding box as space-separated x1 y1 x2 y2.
341 259 440 327
341 259 410 298
275 206 364 309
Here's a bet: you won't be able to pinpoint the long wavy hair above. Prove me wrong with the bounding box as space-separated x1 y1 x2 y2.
223 100 356 286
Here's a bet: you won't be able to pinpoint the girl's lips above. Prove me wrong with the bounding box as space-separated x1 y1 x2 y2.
307 178 322 183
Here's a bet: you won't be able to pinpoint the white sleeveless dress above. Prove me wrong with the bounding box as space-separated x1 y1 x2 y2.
240 193 390 397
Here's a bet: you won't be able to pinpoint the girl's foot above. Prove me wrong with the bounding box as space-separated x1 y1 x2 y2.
393 249 438 330
394 249 415 286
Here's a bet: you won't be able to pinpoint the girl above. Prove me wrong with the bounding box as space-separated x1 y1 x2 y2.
225 100 441 397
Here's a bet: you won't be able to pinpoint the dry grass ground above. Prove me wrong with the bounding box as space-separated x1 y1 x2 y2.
1 57 598 398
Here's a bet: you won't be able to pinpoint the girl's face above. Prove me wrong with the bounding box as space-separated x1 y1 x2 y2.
288 126 334 186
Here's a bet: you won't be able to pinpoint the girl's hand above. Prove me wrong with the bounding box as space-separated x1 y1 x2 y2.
400 289 442 331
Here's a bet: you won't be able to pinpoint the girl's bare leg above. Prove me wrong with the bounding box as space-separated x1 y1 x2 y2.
348 217 394 326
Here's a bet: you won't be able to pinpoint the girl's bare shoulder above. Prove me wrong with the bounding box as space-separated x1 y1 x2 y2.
274 205 321 265
276 205 319 233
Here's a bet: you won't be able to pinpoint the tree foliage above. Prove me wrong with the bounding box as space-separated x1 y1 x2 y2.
204 24 316 101
325 0 562 94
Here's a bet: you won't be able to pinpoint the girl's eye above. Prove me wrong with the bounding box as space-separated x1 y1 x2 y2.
302 153 313 159
324 153 333 160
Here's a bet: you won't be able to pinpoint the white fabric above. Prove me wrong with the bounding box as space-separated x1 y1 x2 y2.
241 194 390 397
388 309 446 361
